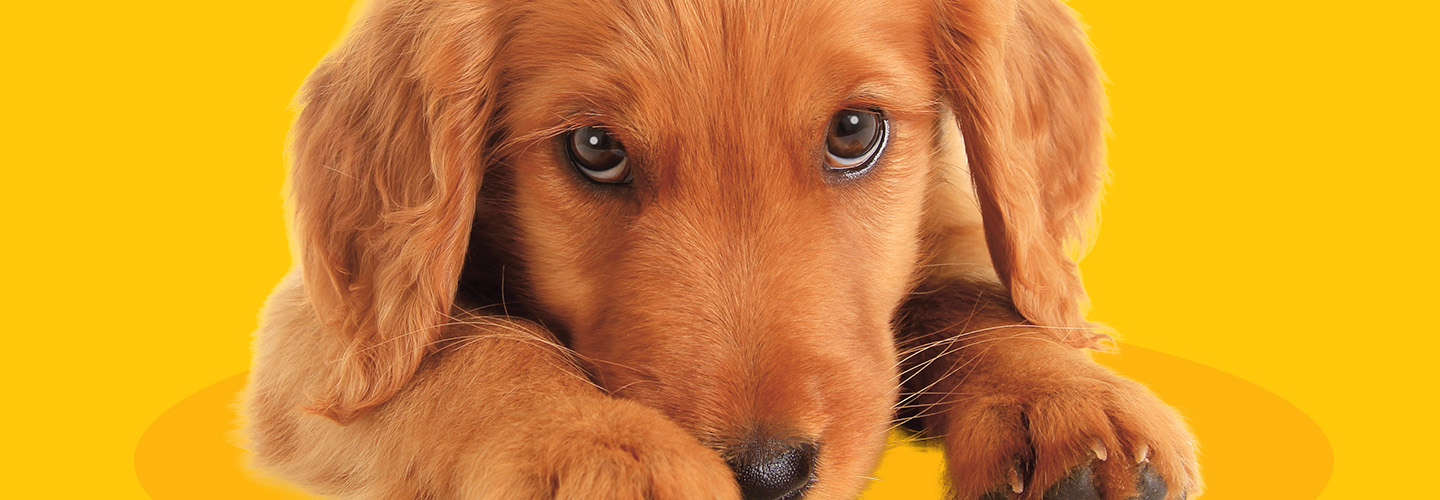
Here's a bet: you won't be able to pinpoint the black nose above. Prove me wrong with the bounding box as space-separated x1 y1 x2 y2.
725 441 817 500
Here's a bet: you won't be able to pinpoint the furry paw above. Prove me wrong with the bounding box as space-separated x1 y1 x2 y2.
462 398 740 500
938 353 1200 500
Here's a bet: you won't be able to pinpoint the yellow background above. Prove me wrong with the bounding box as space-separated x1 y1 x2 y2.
3 0 1435 498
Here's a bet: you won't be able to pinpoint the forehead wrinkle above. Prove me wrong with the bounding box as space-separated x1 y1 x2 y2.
508 0 929 116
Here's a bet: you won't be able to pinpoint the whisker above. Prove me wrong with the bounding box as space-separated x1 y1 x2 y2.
888 335 1059 431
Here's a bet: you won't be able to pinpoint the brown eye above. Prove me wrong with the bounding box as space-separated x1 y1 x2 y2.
566 125 631 183
824 109 887 173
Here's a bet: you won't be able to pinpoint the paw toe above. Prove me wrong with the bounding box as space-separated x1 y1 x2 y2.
1135 464 1167 500
1134 466 1169 500
1042 463 1100 500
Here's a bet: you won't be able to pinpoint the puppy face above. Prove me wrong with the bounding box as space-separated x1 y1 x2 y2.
488 0 935 493
292 0 1106 496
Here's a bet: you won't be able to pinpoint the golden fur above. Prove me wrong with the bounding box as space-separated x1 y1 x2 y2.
243 0 1201 498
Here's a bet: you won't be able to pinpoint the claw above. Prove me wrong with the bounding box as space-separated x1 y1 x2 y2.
1090 441 1107 462
1135 444 1150 464
1009 466 1024 494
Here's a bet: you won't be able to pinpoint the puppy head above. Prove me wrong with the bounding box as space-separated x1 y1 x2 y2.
288 0 1105 496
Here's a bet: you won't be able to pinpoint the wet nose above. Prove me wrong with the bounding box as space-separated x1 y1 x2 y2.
725 441 817 500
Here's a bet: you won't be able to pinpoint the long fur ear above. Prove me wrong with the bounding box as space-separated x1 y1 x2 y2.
290 0 504 424
934 0 1109 347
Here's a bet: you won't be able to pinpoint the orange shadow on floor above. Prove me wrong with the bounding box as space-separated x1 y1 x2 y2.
135 344 1331 499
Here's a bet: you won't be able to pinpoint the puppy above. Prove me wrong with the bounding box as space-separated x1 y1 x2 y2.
242 0 1202 499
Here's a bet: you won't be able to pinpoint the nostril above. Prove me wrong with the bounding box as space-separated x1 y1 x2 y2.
725 441 817 500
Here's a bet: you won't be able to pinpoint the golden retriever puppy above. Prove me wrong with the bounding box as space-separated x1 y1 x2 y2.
242 0 1201 499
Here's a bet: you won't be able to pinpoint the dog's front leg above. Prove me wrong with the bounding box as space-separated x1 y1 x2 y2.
895 280 1200 500
245 286 739 499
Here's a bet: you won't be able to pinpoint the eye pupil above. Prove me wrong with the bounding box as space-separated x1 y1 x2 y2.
567 125 631 184
825 109 886 173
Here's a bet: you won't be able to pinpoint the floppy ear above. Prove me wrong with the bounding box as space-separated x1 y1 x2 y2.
934 0 1109 347
290 0 504 424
